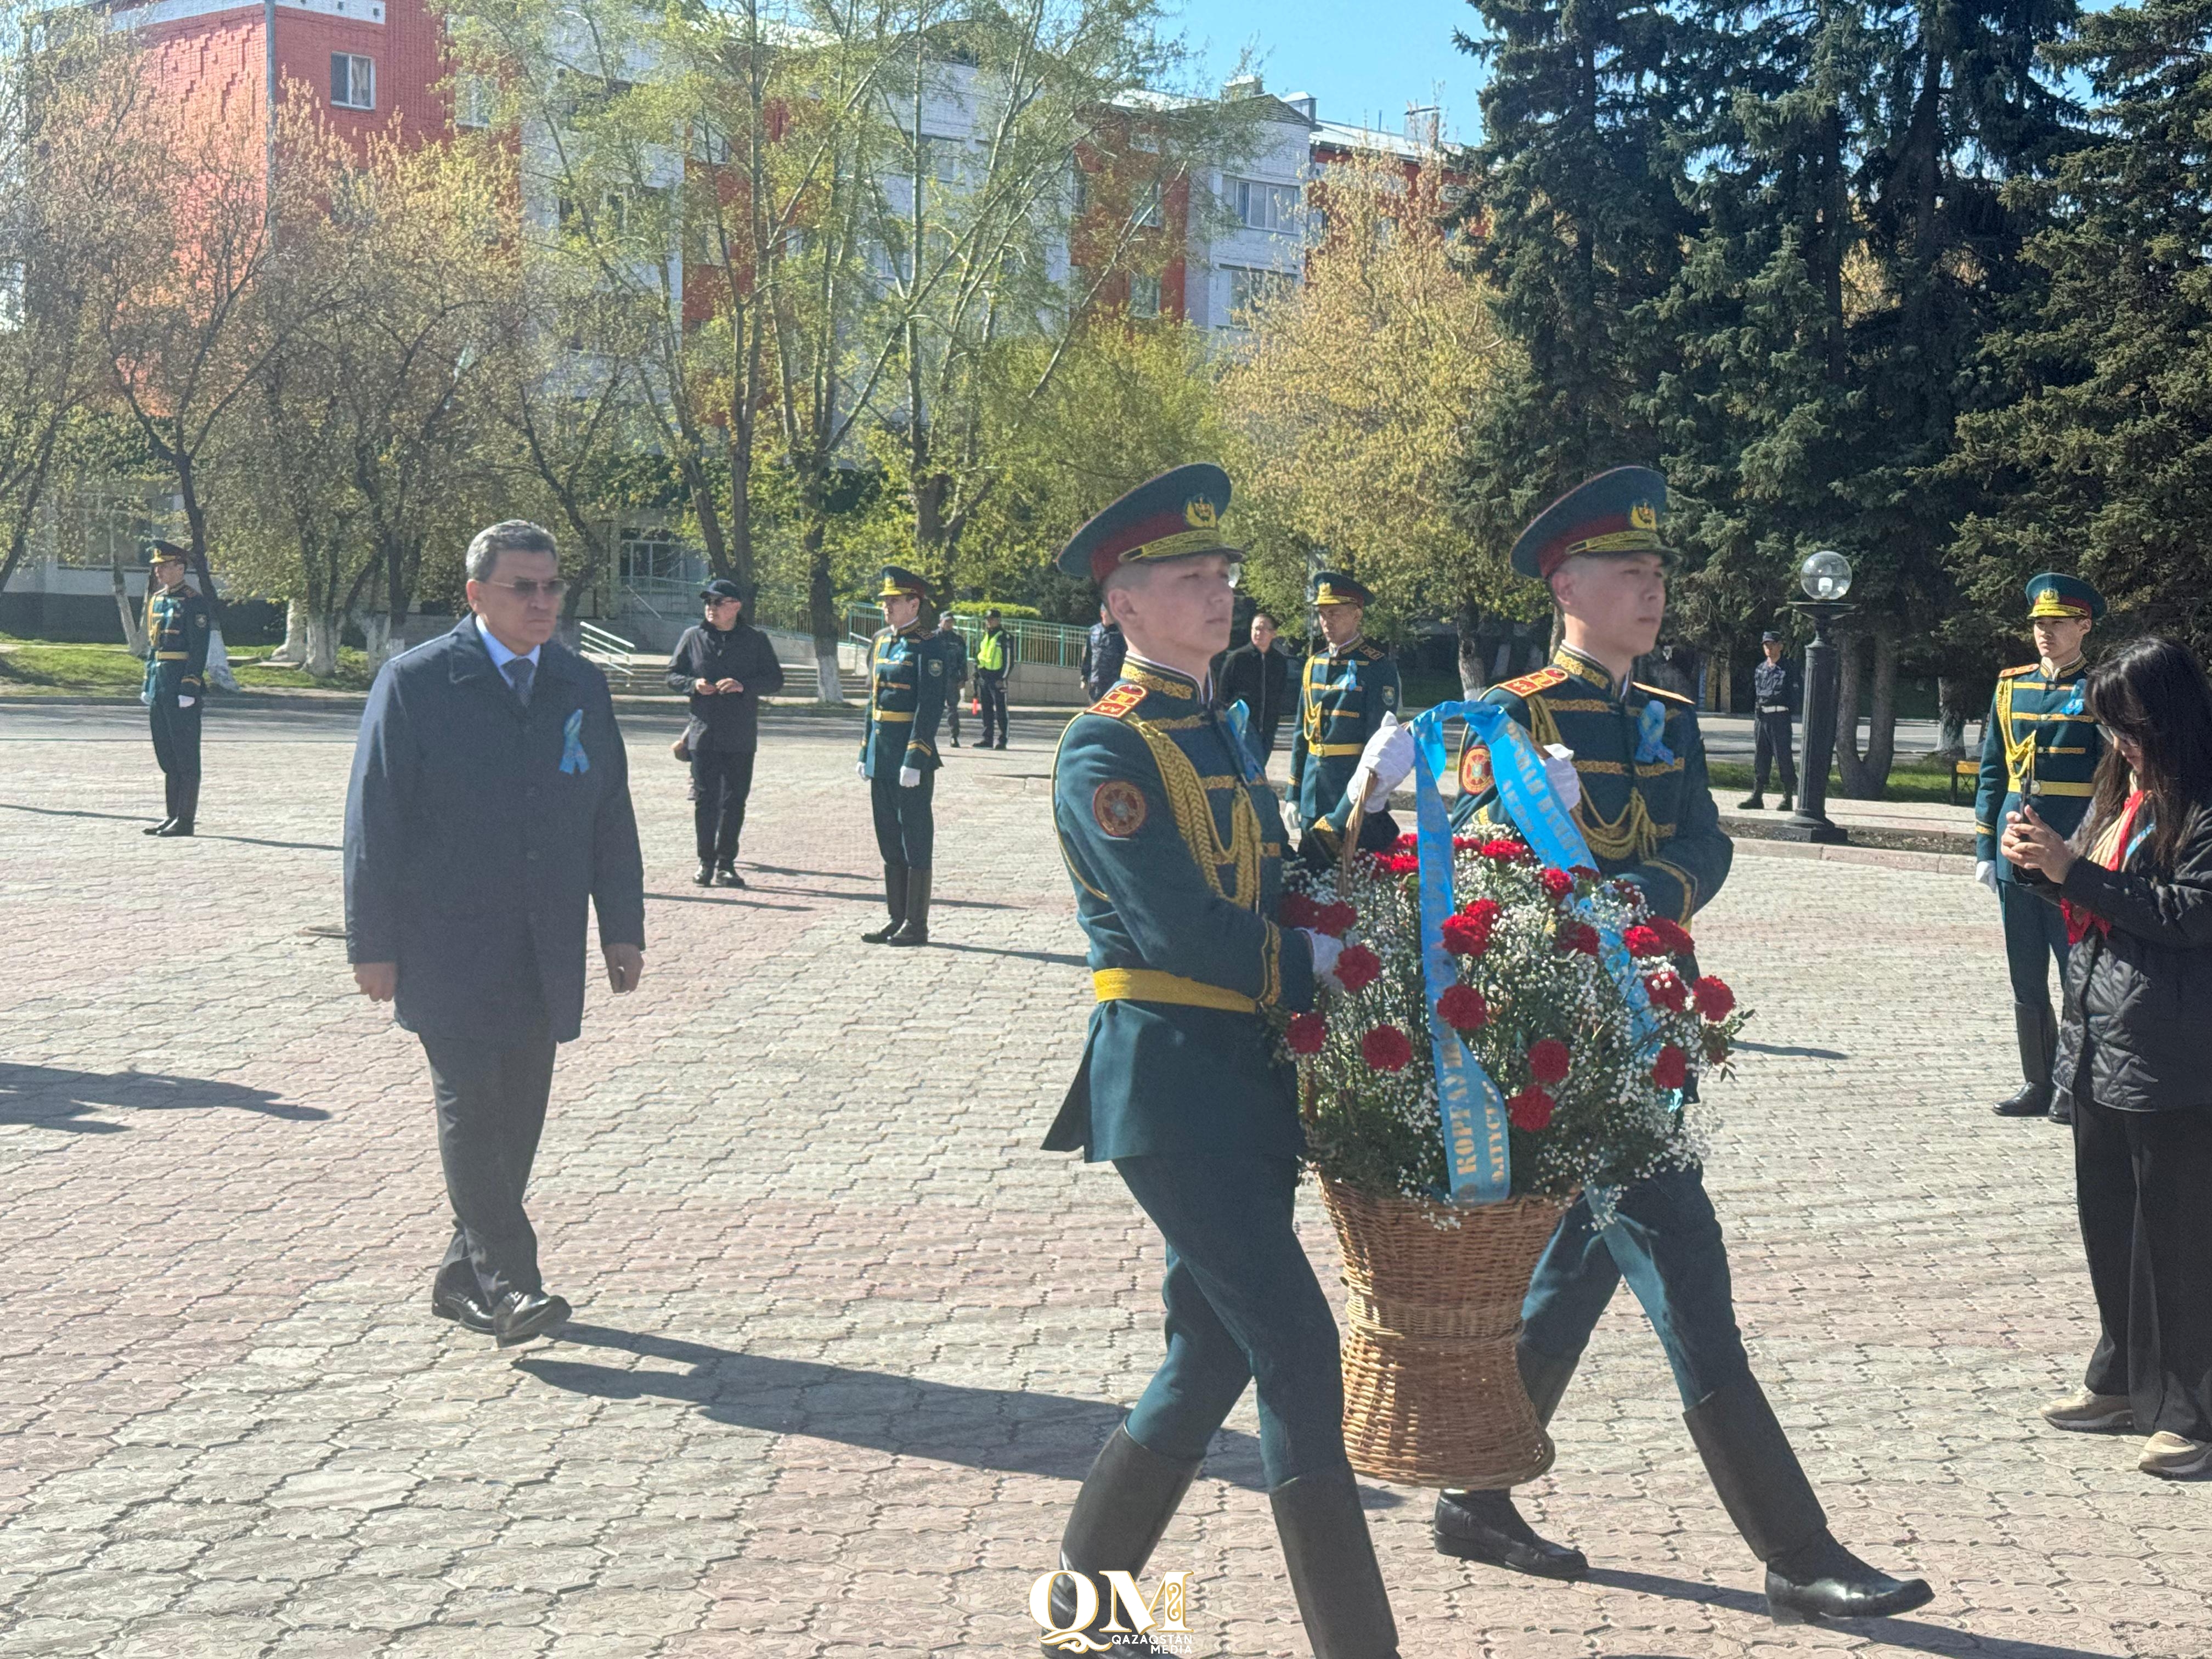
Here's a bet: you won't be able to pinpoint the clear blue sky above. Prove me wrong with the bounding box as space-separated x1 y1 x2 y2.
1168 0 1483 144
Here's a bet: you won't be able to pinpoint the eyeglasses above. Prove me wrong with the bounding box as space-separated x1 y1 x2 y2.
2097 724 2140 747
481 578 569 601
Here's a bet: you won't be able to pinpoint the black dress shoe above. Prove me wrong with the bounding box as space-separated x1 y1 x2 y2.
153 820 195 837
1992 1083 2052 1117
1765 1530 1934 1622
492 1289 572 1348
143 819 174 836
1432 1489 1588 1580
692 862 715 886
714 865 747 888
431 1283 495 1335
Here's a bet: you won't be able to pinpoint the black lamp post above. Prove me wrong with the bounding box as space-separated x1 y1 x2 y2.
1777 550 1854 845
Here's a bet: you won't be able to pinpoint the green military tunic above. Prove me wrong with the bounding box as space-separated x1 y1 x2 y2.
1045 654 1317 1161
1451 643 1730 924
1974 658 2100 875
860 623 950 867
1288 634 1401 854
143 579 211 829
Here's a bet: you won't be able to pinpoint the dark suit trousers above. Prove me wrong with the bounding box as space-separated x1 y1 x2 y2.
422 1025 558 1303
149 696 202 822
869 764 935 867
2075 1094 2212 1441
976 670 1008 745
1114 1153 1348 1487
1751 712 1797 794
690 748 755 864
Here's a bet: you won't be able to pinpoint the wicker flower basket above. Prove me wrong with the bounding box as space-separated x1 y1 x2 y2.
1319 1177 1568 1490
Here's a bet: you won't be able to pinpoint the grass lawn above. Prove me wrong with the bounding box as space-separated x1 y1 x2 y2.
0 635 376 695
1705 755 1970 805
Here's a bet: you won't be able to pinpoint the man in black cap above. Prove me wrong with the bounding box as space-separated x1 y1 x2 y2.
665 578 785 888
141 541 210 837
935 612 968 747
973 607 1012 747
1737 630 1799 812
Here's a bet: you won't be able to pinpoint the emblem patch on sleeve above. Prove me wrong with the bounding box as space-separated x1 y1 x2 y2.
927 658 942 676
1459 742 1493 796
1092 780 1148 838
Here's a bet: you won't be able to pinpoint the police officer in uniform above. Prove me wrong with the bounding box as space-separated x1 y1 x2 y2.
973 607 1012 747
1975 573 2106 1121
1288 572 1401 864
142 540 210 837
1737 630 1799 812
1438 469 1933 1623
857 566 949 946
1042 465 1406 1657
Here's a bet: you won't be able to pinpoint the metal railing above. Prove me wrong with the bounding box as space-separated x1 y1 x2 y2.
578 620 639 687
844 603 1088 669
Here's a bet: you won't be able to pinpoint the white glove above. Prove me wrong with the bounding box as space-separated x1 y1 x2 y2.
1542 744 1580 811
1976 859 1998 893
177 696 196 708
1281 795 1300 833
1351 712 1414 809
1301 928 1344 990
856 761 866 777
899 765 922 788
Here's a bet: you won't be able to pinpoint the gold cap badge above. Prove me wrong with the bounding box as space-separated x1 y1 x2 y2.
1184 498 1218 531
1630 501 1658 532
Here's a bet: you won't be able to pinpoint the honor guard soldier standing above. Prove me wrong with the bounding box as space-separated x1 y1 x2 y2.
858 566 949 946
1737 630 1799 812
1288 571 1402 864
1439 468 1933 1623
1975 572 2106 1120
1042 464 1407 1658
142 540 210 837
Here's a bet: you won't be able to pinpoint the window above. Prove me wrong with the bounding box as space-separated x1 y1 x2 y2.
1228 177 1299 233
454 74 493 130
1128 273 1161 319
1224 264 1294 320
1135 179 1163 228
1070 163 1089 216
331 53 375 111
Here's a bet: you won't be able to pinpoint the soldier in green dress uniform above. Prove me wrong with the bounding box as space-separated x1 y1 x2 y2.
142 540 210 838
1288 572 1402 864
1974 573 2106 1122
1436 469 1933 1624
1040 465 1406 1658
857 565 949 946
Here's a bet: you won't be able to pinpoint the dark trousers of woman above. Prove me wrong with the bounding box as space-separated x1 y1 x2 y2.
2075 1092 2212 1441
691 748 755 865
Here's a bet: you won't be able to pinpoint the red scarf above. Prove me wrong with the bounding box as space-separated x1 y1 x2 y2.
2063 789 2147 945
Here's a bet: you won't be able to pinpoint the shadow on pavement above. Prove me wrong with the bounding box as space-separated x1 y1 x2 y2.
645 890 808 912
0 1063 326 1133
1731 1039 1849 1060
1582 1568 2124 1659
926 941 1088 969
517 1322 1373 1499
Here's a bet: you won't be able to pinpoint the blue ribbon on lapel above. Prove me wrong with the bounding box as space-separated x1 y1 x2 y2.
560 708 591 775
1222 698 1264 782
1635 698 1674 765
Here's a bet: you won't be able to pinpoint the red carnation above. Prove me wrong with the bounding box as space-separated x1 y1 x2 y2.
1645 972 1690 1013
1279 891 1317 929
1453 835 1482 850
1395 831 1420 851
1314 900 1358 937
1539 867 1574 900
1334 944 1383 992
1361 1024 1414 1073
1555 921 1600 956
1480 837 1523 863
1571 865 1600 882
1650 917 1695 957
1463 896 1502 925
1528 1038 1572 1085
1437 984 1489 1032
1507 1086 1555 1132
1441 913 1493 956
1623 924 1667 958
1692 976 1736 1020
1652 1044 1689 1090
1286 1013 1328 1056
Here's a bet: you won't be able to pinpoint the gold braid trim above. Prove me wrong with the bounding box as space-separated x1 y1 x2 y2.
1261 921 1282 1007
1999 678 2036 793
1575 788 1664 863
1130 715 1262 908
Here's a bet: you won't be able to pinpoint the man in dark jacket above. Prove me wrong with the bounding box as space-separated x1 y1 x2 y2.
1216 610 1290 771
345 521 646 1348
666 578 786 888
935 612 968 747
1081 605 1125 702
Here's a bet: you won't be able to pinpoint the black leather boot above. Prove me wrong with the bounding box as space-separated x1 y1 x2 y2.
1776 791 1795 814
1737 794 1765 810
1993 1000 2056 1116
1434 1345 1586 1578
886 866 930 946
714 862 746 889
1684 1375 1933 1622
1042 1424 1201 1657
861 864 907 943
1271 1463 1400 1658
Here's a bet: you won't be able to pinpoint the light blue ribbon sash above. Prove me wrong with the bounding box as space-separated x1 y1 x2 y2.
560 708 591 775
1407 701 1662 1205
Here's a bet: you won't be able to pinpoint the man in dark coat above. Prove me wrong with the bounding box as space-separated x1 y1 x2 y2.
345 520 646 1348
1736 630 1799 812
1216 608 1291 771
1081 604 1126 702
141 541 210 837
665 577 785 888
935 611 969 747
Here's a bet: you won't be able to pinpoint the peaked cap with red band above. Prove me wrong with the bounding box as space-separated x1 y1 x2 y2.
1057 463 1241 584
1512 466 1669 581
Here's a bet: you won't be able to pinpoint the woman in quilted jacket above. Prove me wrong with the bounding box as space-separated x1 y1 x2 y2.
2004 634 2212 1480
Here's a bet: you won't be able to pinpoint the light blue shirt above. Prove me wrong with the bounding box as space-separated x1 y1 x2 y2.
475 616 541 672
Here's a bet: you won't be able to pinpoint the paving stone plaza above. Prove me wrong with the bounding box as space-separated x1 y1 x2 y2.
0 702 2205 1658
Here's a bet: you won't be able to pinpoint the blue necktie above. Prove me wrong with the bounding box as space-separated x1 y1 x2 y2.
504 657 534 707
